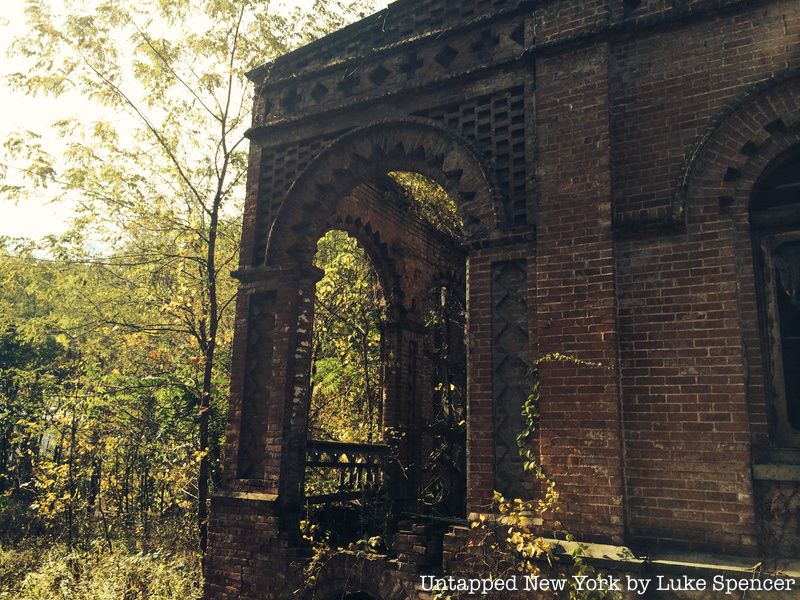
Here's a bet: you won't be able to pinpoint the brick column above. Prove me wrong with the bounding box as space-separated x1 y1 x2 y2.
466 242 536 510
207 264 319 599
383 318 425 509
534 44 626 543
275 271 320 521
218 266 321 501
466 249 494 510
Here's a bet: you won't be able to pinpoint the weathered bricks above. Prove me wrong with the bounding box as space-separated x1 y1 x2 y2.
205 1 800 597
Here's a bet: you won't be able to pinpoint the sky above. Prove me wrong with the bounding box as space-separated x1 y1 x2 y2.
0 2 74 239
0 0 391 241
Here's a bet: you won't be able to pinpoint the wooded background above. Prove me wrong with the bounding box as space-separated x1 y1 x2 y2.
0 1 421 597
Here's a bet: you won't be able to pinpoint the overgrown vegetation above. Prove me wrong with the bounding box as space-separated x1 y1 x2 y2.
391 172 462 238
0 543 200 600
0 0 375 595
457 353 619 600
309 230 385 444
0 237 210 596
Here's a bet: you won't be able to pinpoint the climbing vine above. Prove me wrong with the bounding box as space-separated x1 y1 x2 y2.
445 352 620 600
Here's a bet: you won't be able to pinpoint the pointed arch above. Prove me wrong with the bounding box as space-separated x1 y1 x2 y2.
265 118 504 265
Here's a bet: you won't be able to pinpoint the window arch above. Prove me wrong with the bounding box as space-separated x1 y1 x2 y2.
752 144 800 447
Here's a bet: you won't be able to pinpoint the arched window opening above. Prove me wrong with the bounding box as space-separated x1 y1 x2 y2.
308 229 385 444
752 146 800 214
303 229 390 548
305 229 386 498
752 145 800 447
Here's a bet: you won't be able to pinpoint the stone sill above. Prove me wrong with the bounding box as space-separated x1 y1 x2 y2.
753 463 800 482
553 541 800 579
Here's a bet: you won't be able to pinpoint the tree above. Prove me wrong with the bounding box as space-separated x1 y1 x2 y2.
2 0 376 553
0 235 202 551
309 230 385 445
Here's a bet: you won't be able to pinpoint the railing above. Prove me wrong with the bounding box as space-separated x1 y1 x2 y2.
304 439 390 504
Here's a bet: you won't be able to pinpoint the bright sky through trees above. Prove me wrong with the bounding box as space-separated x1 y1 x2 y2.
0 0 391 239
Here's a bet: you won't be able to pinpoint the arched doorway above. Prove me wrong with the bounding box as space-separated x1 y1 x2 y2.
246 121 499 528
303 227 391 547
293 170 469 545
307 229 386 447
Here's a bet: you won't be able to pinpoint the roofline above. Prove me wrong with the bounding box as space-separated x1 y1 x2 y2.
246 1 408 83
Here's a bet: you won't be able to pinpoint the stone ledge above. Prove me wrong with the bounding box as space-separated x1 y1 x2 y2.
562 543 800 580
753 463 800 482
213 490 279 502
643 551 800 578
448 525 800 578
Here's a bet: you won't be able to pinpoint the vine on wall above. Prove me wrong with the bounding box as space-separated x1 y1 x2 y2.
445 353 619 600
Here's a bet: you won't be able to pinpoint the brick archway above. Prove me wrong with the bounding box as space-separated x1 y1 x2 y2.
224 154 471 533
676 68 800 220
313 195 404 312
264 118 503 266
249 121 492 507
303 553 414 600
675 71 800 448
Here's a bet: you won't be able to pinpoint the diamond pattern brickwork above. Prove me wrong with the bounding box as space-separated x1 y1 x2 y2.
273 0 519 76
255 7 530 126
491 259 534 499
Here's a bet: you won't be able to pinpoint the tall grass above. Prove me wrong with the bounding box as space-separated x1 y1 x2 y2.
0 542 200 599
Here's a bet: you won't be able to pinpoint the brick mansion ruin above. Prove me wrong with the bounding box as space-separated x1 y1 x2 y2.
204 0 800 597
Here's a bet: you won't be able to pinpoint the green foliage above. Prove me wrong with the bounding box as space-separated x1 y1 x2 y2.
309 230 385 444
0 543 41 594
0 543 200 600
0 238 202 549
297 515 386 599
390 172 463 238
298 518 332 592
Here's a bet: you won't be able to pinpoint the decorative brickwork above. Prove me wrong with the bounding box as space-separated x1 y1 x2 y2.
265 119 506 261
413 86 529 228
237 293 276 479
491 259 533 498
207 0 800 597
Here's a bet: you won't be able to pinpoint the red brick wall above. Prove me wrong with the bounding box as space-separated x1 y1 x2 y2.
610 0 800 224
670 74 800 554
534 43 626 544
207 2 800 596
616 218 759 552
611 0 800 552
